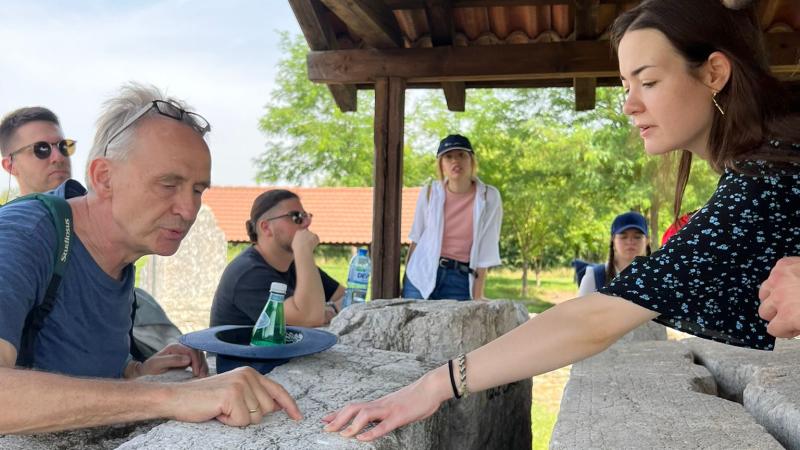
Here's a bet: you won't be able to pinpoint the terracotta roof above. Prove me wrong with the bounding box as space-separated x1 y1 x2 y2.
303 1 800 95
202 186 422 244
338 1 800 49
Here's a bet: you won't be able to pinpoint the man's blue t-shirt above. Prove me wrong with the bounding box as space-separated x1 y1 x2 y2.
0 180 134 377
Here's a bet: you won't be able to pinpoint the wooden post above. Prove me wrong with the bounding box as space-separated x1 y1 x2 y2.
372 77 405 300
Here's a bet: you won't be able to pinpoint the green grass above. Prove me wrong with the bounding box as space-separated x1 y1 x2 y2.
318 259 574 313
532 402 559 450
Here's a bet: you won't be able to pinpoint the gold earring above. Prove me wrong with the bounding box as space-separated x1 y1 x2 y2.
712 91 725 116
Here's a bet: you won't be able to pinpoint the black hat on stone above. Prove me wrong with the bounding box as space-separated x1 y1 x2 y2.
180 325 337 374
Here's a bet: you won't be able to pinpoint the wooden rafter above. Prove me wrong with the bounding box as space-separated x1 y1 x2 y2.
385 0 632 8
425 0 466 111
307 32 800 84
289 0 357 111
308 40 619 83
320 0 403 49
758 0 781 28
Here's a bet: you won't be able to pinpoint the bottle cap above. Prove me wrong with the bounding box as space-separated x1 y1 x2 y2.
269 282 288 295
357 248 368 256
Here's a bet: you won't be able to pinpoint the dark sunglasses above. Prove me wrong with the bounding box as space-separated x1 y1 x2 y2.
103 100 211 157
265 210 313 225
8 139 76 160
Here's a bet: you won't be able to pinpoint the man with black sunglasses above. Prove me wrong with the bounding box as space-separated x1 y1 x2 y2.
0 106 73 196
211 189 345 328
0 84 300 434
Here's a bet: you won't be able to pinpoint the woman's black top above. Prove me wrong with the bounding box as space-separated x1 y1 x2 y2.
599 161 800 350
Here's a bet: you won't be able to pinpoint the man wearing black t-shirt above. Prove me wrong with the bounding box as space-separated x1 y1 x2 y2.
210 189 344 327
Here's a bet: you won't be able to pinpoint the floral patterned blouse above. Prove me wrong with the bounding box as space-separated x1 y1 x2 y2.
599 160 800 350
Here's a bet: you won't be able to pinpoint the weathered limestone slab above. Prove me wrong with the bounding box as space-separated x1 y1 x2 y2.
119 345 444 449
681 337 800 401
551 341 782 449
682 337 800 449
139 205 227 332
1 346 447 450
329 298 531 450
329 299 529 361
0 422 163 450
745 367 800 450
614 320 667 344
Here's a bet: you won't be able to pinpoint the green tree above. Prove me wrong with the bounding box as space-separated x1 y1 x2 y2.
256 33 432 187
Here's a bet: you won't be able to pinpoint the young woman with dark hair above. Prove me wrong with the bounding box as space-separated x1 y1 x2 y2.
323 0 800 440
578 211 651 296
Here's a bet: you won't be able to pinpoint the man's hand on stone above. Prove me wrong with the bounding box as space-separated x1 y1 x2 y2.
129 343 209 378
164 367 302 427
759 256 800 338
291 229 320 256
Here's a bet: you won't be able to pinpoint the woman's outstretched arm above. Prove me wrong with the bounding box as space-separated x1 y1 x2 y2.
322 292 658 441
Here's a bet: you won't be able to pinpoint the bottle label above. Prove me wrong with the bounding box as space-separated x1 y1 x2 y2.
354 271 370 284
254 314 271 329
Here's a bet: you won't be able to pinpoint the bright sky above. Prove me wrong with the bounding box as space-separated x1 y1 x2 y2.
0 0 301 189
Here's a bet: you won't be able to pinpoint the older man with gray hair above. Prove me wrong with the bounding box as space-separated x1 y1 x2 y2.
0 83 300 433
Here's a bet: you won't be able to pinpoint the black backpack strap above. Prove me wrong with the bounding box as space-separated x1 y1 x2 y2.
592 264 607 290
129 290 147 362
13 194 73 368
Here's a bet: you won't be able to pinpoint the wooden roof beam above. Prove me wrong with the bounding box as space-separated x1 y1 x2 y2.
320 0 403 48
758 0 781 28
573 0 599 111
425 0 466 111
308 40 620 84
308 32 800 84
290 0 357 112
386 0 631 8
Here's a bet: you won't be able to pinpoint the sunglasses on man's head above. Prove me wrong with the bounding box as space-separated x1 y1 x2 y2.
8 139 76 160
265 210 313 225
103 100 211 157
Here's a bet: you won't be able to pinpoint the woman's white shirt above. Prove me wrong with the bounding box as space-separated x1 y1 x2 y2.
577 263 612 297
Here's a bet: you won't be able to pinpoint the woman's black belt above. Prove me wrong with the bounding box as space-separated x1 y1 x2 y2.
439 257 475 276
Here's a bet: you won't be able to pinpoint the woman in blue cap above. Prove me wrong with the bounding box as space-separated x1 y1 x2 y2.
324 0 800 440
402 134 503 301
578 211 651 296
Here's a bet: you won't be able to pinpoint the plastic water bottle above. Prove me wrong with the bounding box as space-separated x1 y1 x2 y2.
251 282 287 346
342 248 371 308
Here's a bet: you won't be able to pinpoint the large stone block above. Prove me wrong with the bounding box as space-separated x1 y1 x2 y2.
329 299 529 362
614 320 667 344
119 345 445 449
745 367 800 450
139 205 227 332
2 345 448 450
552 341 782 449
681 338 800 401
682 338 800 449
329 299 532 450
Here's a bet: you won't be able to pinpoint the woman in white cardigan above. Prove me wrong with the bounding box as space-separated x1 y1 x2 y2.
402 134 503 300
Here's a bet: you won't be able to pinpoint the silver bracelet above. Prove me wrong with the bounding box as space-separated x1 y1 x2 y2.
457 353 469 398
